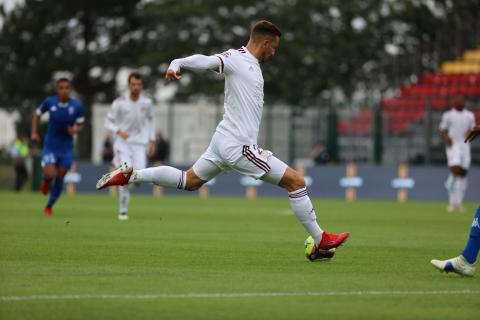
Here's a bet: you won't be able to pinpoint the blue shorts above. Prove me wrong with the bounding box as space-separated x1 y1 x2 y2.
41 148 74 170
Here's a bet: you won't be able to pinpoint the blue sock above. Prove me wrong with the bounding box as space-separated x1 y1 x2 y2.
461 207 480 264
46 178 65 208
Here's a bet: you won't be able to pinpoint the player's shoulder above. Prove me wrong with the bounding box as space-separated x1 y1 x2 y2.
44 95 58 104
464 109 475 117
442 109 454 116
112 95 127 106
69 97 84 107
114 95 126 102
219 48 246 59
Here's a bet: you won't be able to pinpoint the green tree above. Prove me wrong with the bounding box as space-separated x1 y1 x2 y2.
0 0 142 158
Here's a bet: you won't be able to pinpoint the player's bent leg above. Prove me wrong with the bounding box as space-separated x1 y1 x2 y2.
277 167 325 245
41 164 56 195
448 166 468 212
461 207 480 265
96 162 186 190
183 169 205 191
118 185 130 220
263 160 350 253
96 159 221 192
44 167 67 217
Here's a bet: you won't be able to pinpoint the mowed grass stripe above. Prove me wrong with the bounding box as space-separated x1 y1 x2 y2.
2 289 480 301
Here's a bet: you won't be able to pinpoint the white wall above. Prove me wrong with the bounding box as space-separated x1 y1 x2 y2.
0 110 19 150
91 101 222 165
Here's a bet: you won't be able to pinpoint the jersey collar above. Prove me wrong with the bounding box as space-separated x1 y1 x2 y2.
243 46 259 64
57 97 71 107
126 92 143 103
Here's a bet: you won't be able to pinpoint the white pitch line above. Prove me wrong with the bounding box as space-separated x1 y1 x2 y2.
1 290 479 301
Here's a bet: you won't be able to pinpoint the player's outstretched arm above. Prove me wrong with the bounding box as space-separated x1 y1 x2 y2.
465 125 480 143
165 54 221 81
31 114 41 142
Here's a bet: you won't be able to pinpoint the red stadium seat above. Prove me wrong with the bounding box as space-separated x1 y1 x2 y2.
420 73 435 85
431 97 446 109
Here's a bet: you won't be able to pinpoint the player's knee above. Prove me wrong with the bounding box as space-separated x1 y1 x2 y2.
279 167 306 192
43 167 56 179
451 166 467 177
287 173 306 191
184 171 205 191
184 180 203 191
291 173 306 190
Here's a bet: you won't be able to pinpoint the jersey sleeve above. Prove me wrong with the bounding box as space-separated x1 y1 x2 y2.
147 101 156 142
168 54 222 73
439 112 450 131
215 50 235 74
76 101 85 124
105 100 120 133
35 98 51 116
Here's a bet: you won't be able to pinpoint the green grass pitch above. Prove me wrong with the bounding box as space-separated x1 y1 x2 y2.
0 192 479 319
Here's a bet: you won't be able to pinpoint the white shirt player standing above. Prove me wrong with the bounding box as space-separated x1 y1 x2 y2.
439 95 476 212
97 21 349 260
105 73 156 220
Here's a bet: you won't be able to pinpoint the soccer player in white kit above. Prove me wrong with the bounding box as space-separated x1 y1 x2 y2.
439 95 476 212
104 72 156 220
96 21 349 259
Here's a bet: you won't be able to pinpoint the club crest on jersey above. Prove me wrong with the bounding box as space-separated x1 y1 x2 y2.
221 51 231 58
51 106 57 112
68 106 75 115
249 66 254 72
473 217 479 230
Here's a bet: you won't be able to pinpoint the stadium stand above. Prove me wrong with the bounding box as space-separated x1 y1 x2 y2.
339 49 480 135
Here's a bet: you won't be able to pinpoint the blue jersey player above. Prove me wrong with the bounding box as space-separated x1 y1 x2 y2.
431 124 480 277
31 78 85 217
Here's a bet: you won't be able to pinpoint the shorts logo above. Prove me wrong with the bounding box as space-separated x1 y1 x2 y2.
41 153 56 166
242 145 271 173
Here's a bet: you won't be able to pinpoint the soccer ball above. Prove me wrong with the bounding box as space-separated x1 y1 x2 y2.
304 236 336 262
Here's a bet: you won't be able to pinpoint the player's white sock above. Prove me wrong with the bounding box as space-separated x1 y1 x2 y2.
288 187 324 244
119 185 130 214
130 166 186 189
455 177 467 205
446 174 456 205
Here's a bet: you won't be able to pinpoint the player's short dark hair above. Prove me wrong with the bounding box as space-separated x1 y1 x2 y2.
250 20 282 42
128 72 144 84
56 78 71 86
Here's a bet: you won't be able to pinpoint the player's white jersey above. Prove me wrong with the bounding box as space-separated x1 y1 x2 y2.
439 108 475 146
214 47 264 145
105 93 155 145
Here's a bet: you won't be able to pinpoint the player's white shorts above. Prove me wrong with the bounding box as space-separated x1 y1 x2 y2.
113 140 147 170
192 132 288 185
446 144 471 169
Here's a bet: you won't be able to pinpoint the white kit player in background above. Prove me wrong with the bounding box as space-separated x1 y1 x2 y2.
105 72 156 220
97 20 349 259
439 94 476 213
